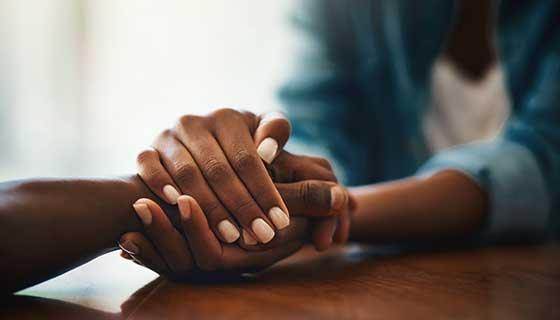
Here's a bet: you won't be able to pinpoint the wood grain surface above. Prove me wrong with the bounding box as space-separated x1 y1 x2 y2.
3 243 560 320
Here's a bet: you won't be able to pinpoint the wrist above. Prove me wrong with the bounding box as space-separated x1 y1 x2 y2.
348 170 488 243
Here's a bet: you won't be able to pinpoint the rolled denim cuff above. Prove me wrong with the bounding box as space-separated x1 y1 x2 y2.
416 140 550 241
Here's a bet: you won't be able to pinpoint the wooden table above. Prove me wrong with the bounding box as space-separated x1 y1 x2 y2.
2 243 560 319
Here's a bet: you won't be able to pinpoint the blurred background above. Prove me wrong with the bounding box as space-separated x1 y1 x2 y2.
0 0 296 180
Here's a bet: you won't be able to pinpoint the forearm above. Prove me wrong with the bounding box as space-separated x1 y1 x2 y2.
349 170 488 243
0 175 164 293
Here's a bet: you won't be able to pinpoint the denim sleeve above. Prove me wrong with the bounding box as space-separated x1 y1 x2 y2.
279 0 454 185
418 0 560 240
417 141 550 240
278 0 377 184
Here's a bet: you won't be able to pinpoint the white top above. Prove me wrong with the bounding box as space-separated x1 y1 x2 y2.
424 57 510 153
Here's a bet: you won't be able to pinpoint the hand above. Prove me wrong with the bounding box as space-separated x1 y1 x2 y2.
136 109 291 245
120 178 347 278
136 109 352 249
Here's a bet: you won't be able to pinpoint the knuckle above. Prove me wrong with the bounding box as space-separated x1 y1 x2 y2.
247 183 270 203
202 158 229 183
231 198 260 218
140 166 167 185
232 149 260 172
317 158 333 170
210 107 238 119
136 149 157 165
177 114 202 129
300 181 329 209
160 129 174 138
298 181 312 206
173 163 198 186
323 171 337 182
202 202 223 220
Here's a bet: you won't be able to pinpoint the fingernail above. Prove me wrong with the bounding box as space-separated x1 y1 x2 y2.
119 239 139 255
268 207 289 230
330 186 346 211
242 230 258 245
133 203 152 225
252 218 275 243
218 220 240 243
256 137 278 164
163 185 180 204
177 195 191 221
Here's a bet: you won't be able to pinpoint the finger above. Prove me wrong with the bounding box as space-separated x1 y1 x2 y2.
275 180 348 217
119 232 170 275
253 112 291 164
153 132 240 244
334 193 356 244
136 147 182 205
237 216 308 252
333 208 351 244
212 110 290 231
312 217 337 251
222 240 303 272
306 156 333 171
178 195 224 271
175 114 276 244
120 251 133 260
132 198 194 274
271 151 337 183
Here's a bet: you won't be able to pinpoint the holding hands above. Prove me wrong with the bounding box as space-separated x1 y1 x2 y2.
120 109 353 278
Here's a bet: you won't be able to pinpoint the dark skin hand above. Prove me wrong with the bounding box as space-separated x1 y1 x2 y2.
0 153 349 294
136 109 350 248
121 151 353 278
121 110 486 278
137 109 293 245
121 168 487 279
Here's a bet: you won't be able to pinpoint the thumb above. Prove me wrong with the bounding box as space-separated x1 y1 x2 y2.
275 180 349 217
254 112 291 164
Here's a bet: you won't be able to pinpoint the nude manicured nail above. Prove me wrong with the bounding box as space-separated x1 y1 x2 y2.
133 203 152 225
163 185 180 204
330 186 346 211
252 218 275 243
257 137 278 164
242 230 258 245
268 207 289 230
119 239 139 255
218 220 240 243
177 195 191 221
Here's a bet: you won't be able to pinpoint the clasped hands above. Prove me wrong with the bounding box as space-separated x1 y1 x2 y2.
119 109 353 279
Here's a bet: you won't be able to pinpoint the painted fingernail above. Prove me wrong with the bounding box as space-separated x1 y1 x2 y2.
218 220 240 243
163 185 180 204
242 230 258 245
268 207 289 230
119 239 139 255
330 186 346 211
133 202 152 225
256 137 278 164
177 195 191 221
252 218 275 243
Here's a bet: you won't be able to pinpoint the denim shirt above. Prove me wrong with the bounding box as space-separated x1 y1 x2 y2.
279 0 560 240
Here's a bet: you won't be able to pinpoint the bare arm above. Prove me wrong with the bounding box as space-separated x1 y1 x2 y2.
0 175 157 294
0 173 347 294
349 170 488 243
